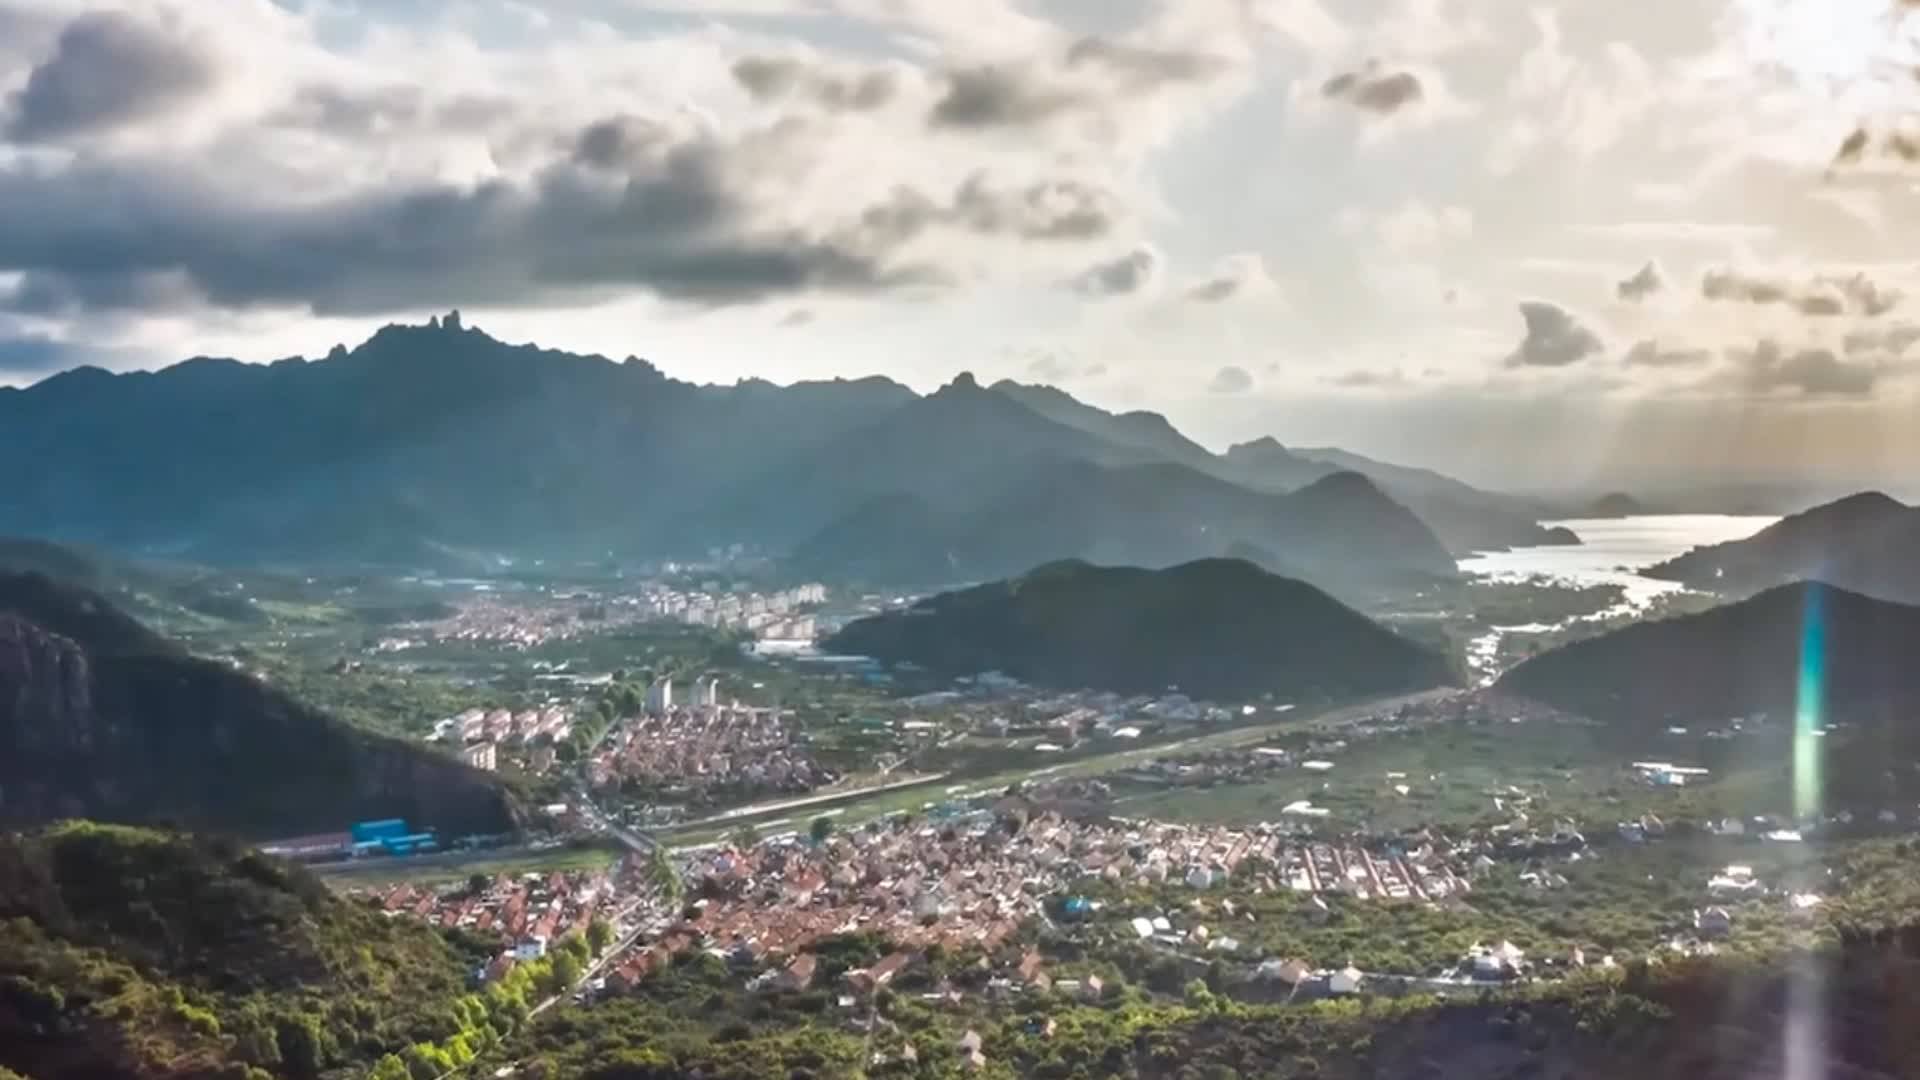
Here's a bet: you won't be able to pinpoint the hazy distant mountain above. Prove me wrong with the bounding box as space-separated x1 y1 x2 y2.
712 373 1168 549
990 379 1218 467
1219 439 1574 555
1499 581 1920 728
1647 492 1920 604
0 572 518 836
0 314 1507 579
791 462 1457 592
827 558 1455 700
0 315 913 567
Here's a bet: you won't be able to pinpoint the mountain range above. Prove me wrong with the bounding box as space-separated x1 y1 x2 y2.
825 558 1456 701
1647 492 1920 605
0 315 1564 589
0 571 519 837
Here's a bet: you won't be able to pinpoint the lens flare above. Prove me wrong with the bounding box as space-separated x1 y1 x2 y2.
1794 585 1825 820
1785 583 1828 1080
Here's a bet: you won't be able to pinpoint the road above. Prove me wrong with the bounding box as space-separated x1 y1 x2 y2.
658 687 1458 846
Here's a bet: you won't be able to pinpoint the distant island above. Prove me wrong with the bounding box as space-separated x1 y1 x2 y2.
826 558 1455 701
1585 493 1647 518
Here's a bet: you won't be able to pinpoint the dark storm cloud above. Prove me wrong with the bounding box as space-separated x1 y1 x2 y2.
732 55 899 111
1208 365 1254 393
1729 340 1880 397
0 122 944 316
1616 260 1664 302
6 11 218 141
1504 301 1604 368
1070 246 1159 298
1321 62 1424 114
1701 268 1901 318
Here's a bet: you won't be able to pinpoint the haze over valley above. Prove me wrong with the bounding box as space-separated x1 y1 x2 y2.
7 0 1920 1078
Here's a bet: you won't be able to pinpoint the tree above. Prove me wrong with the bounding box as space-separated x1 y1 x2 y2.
369 1055 411 1080
646 845 683 906
467 873 492 898
809 816 835 845
587 916 615 957
275 1013 327 1078
730 824 762 851
548 950 586 995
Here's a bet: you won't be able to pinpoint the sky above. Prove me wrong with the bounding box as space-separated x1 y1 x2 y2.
2 0 1920 492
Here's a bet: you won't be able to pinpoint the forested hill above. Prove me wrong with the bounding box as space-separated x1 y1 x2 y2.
826 558 1455 700
1499 580 1920 729
0 821 566 1080
0 572 519 837
1647 491 1920 604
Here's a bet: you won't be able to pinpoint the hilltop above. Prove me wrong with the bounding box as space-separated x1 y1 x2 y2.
0 822 520 1079
1647 491 1920 603
1498 580 1920 729
0 572 519 837
825 558 1455 700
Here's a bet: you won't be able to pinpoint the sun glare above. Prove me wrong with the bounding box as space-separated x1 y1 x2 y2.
1734 0 1920 89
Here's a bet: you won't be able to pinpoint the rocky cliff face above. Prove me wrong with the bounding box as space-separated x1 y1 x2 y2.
0 615 93 753
0 589 520 837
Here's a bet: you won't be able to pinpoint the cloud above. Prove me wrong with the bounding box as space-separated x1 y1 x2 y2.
929 34 1230 131
0 331 146 380
1623 339 1710 368
1321 61 1424 114
1025 352 1074 381
1063 37 1228 91
1701 268 1902 318
0 119 950 316
1208 365 1254 393
1325 368 1407 388
1729 340 1880 398
1185 253 1276 303
1616 260 1664 302
852 173 1119 248
1071 246 1160 298
929 64 1084 129
5 11 218 141
732 55 899 111
1504 301 1604 368
1339 201 1471 255
1843 323 1920 358
778 308 815 327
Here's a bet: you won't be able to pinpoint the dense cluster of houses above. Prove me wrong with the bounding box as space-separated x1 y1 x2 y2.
357 862 662 981
588 706 834 804
643 583 825 639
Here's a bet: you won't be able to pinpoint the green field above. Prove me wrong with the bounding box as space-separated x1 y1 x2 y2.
312 840 623 886
1101 709 1834 834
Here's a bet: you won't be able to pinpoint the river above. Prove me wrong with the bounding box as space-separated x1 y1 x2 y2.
1459 515 1777 683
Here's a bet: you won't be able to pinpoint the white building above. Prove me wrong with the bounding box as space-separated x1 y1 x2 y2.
461 741 498 771
695 676 721 709
646 677 675 715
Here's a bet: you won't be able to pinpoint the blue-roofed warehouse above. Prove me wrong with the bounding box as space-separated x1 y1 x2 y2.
352 819 409 844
